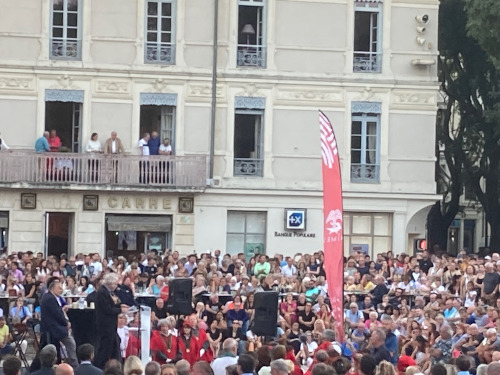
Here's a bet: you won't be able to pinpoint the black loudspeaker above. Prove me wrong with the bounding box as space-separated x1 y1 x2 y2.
253 291 279 336
166 278 192 316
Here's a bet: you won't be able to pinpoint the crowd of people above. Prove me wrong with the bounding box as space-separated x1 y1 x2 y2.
0 248 498 375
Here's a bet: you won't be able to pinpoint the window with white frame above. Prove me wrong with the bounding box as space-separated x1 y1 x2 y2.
351 102 381 183
50 0 82 60
226 211 266 258
233 97 265 177
145 0 176 64
343 212 392 258
353 0 382 73
237 0 267 68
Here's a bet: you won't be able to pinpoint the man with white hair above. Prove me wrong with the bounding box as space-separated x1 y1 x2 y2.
430 325 453 365
482 263 500 306
94 273 124 368
479 328 500 363
211 338 238 375
270 359 289 375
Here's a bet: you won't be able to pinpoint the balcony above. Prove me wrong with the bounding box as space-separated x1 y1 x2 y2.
351 164 380 183
145 43 175 64
353 52 382 73
0 152 207 192
234 158 263 177
50 38 82 60
237 45 266 67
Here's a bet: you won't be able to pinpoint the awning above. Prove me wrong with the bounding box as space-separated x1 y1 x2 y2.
45 89 84 103
107 215 172 232
0 214 7 228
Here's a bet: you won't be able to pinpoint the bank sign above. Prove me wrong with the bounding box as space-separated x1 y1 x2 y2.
285 208 307 230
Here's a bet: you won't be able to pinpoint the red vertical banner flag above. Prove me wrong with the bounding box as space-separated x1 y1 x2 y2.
319 110 345 341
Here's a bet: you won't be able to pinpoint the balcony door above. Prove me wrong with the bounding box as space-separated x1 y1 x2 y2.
45 212 73 259
140 105 176 152
45 101 82 153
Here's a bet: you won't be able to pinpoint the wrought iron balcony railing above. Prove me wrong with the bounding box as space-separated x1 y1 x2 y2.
234 158 263 177
353 52 382 73
351 163 380 183
237 45 266 68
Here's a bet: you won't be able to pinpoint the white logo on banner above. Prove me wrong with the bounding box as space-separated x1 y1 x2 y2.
325 209 343 242
320 113 338 169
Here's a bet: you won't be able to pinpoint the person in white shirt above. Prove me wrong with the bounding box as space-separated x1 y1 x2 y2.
211 338 238 375
138 133 151 183
0 132 10 151
85 133 102 153
281 258 297 277
159 138 172 155
90 253 103 277
117 313 129 360
138 133 150 156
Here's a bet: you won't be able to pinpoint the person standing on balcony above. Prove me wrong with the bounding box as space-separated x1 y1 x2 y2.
103 131 125 154
85 133 102 154
148 131 161 156
0 132 10 151
35 131 50 153
159 138 172 155
138 133 150 183
148 131 161 183
85 133 102 182
48 129 62 152
159 138 173 184
137 133 150 156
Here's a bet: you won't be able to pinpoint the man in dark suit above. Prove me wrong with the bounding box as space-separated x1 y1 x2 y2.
94 273 123 369
369 275 389 306
40 280 78 368
75 344 103 375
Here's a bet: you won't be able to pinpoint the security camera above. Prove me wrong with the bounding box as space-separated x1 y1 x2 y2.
415 14 429 24
416 37 426 46
416 26 426 34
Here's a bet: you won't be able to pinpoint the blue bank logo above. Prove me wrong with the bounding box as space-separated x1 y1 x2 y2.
287 210 306 230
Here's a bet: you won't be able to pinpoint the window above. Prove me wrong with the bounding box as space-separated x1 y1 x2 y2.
351 102 380 183
45 89 84 153
353 1 382 73
237 0 266 68
145 0 176 64
226 211 266 258
344 213 392 258
233 103 264 177
50 0 82 60
140 105 176 151
140 93 177 151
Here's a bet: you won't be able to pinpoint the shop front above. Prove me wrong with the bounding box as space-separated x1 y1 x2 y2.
105 214 172 257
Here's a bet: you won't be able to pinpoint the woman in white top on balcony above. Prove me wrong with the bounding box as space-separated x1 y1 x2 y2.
85 133 102 182
85 132 102 153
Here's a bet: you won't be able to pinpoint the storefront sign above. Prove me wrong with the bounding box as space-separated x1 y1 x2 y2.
274 231 315 238
107 197 171 210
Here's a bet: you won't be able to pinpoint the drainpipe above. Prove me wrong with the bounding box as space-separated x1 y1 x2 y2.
208 0 219 183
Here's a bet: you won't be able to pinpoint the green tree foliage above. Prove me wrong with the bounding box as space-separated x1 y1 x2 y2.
465 0 500 67
437 0 500 251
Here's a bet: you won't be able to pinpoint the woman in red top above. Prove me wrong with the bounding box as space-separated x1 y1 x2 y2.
280 293 297 328
177 322 199 367
150 319 178 364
